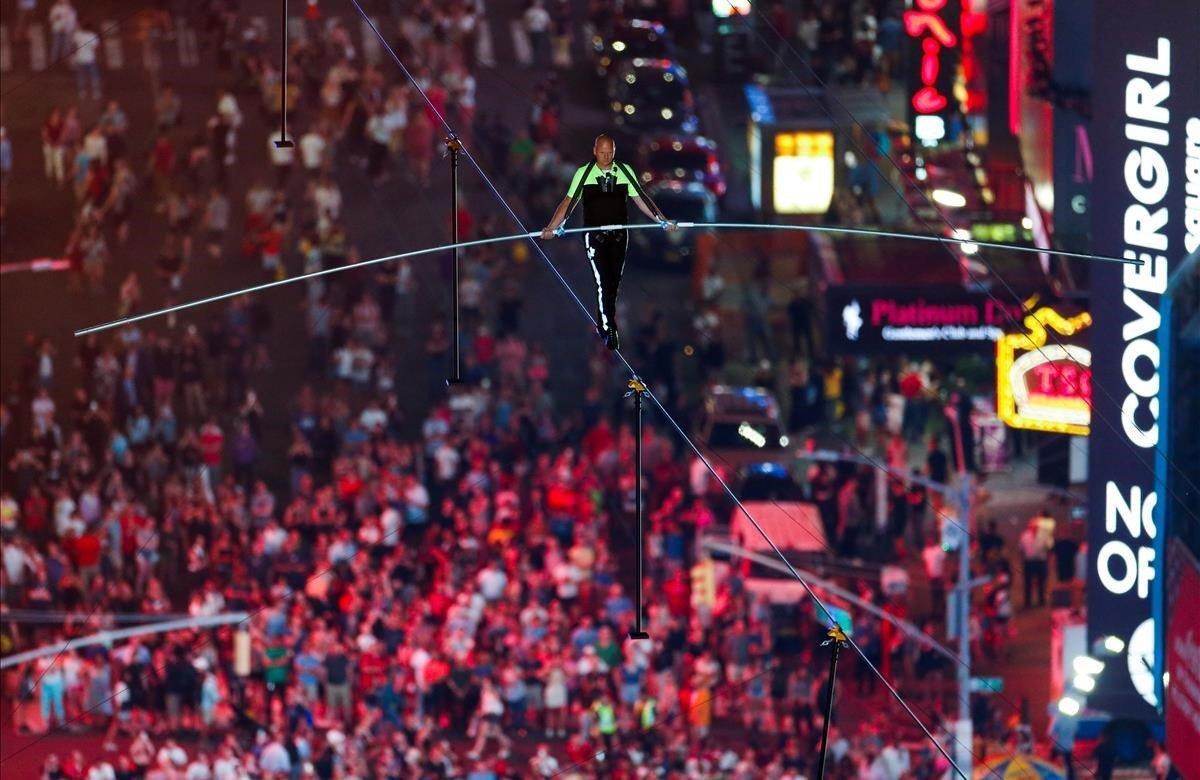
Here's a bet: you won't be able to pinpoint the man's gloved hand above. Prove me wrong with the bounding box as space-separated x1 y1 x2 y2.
661 220 679 233
540 226 559 240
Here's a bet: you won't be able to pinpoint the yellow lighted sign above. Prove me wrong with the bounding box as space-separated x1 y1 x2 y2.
772 131 835 215
996 307 1092 435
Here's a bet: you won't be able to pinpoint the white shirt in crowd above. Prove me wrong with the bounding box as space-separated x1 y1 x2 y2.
268 133 295 166
50 1 78 34
477 564 507 601
433 441 460 481
73 28 100 65
299 131 327 170
523 3 551 33
3 544 32 585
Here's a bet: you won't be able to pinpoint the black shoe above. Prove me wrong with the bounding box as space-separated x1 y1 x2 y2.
606 328 620 351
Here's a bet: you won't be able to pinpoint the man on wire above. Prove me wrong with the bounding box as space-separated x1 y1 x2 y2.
540 133 677 351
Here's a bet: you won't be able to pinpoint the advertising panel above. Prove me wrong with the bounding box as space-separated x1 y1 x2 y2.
1087 1 1200 720
1165 540 1200 780
826 285 1024 354
772 131 835 215
996 306 1092 435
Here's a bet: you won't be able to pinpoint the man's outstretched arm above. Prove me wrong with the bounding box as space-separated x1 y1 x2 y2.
632 196 678 231
540 196 573 239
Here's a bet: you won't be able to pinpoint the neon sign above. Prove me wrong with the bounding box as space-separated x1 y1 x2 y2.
905 0 961 144
996 306 1092 435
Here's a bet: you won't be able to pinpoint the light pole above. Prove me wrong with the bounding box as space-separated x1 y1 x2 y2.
796 444 977 779
943 403 974 777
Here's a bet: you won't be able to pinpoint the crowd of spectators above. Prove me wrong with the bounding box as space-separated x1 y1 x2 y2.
1 2 1073 779
750 0 905 89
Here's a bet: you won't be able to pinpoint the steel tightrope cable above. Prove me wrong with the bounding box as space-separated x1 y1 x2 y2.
72 221 1133 336
347 2 976 774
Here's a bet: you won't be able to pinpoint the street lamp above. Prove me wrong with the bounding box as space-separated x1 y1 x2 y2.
795 437 979 780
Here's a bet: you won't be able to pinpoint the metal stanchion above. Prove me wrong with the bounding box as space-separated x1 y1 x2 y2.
626 376 650 640
445 132 463 386
817 624 849 780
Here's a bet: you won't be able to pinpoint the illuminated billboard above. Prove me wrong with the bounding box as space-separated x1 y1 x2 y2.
996 307 1092 435
772 131 835 215
826 285 1024 354
1088 1 1200 720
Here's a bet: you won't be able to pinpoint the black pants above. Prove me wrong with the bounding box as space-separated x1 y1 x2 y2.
1024 558 1048 607
584 230 628 332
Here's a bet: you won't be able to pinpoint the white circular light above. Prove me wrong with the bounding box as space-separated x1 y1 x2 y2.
1072 656 1105 677
1057 697 1081 717
1072 674 1096 693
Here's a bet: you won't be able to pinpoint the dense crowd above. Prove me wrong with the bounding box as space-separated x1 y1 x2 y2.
1 2 1080 779
749 0 906 89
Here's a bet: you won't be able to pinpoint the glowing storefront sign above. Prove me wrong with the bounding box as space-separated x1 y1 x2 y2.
772 131 834 215
996 307 1092 435
712 0 750 17
904 0 960 145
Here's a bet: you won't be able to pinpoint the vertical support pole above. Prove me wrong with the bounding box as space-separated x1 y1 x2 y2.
955 474 974 779
817 624 848 780
945 402 973 780
274 0 293 148
627 377 650 640
445 133 463 386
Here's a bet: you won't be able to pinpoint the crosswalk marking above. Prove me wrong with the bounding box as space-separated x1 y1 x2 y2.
475 19 495 67
176 19 199 67
28 23 45 71
141 33 162 73
0 25 11 73
509 20 531 66
102 19 123 69
360 17 381 65
0 14 512 76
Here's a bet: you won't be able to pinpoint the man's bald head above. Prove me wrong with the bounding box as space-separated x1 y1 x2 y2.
593 134 616 167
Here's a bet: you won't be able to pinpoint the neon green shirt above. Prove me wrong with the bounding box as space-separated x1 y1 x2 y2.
593 701 617 734
566 161 639 198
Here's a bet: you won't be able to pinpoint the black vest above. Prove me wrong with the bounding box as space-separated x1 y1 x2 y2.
581 169 630 227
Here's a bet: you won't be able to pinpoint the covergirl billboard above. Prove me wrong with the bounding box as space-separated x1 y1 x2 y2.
1087 0 1200 721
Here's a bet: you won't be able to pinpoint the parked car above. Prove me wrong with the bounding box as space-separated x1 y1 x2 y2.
628 181 716 271
697 385 789 468
609 59 699 135
636 135 727 201
591 18 674 79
